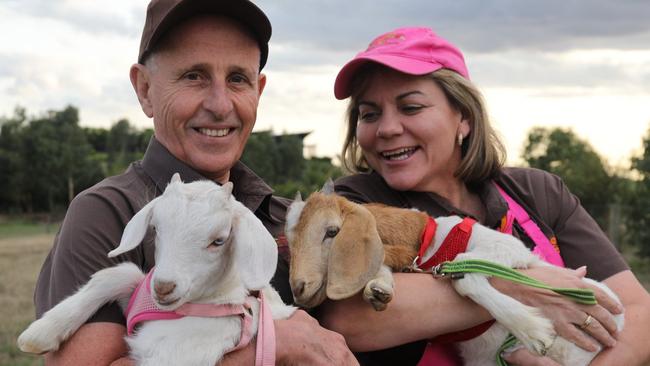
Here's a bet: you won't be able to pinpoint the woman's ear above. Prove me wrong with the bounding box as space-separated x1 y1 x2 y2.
130 63 154 118
459 115 471 138
326 202 384 300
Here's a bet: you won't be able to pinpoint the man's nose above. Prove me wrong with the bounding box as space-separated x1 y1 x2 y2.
202 82 234 118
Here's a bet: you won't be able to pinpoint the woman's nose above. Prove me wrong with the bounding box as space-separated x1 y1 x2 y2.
376 114 404 138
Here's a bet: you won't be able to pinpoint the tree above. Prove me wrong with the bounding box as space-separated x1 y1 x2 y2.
0 107 28 211
627 127 650 257
522 127 613 229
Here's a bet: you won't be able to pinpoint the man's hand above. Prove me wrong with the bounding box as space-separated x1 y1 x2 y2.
275 310 359 366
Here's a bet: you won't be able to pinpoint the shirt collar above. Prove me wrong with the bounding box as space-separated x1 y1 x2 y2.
141 137 274 215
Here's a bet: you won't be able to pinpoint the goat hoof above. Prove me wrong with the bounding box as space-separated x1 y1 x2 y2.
371 287 392 304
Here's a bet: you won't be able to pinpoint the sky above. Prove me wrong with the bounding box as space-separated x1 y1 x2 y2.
1 0 649 168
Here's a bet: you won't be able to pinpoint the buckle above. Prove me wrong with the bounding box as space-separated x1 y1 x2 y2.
403 256 424 273
432 264 446 278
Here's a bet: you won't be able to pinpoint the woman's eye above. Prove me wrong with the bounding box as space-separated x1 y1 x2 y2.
402 105 422 114
324 226 340 239
359 111 379 122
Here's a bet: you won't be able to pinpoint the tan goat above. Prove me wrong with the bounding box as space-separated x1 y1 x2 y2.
284 181 624 366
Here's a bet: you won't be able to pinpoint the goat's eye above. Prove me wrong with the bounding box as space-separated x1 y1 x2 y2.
325 226 340 239
209 237 226 248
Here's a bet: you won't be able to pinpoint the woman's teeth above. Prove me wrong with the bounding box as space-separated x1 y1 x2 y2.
198 128 230 137
381 147 416 161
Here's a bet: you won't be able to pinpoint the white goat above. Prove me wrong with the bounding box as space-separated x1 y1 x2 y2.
285 184 624 366
18 174 295 366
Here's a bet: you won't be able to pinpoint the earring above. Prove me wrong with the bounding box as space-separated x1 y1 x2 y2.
457 132 463 146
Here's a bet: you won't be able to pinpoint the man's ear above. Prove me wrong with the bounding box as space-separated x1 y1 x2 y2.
130 63 154 118
257 73 267 97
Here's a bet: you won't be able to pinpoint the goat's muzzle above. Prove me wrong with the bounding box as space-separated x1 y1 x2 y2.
154 280 177 302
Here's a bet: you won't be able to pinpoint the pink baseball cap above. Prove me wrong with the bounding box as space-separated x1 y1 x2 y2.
334 27 469 100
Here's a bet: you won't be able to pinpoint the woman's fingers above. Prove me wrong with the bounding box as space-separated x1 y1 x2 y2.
585 303 620 337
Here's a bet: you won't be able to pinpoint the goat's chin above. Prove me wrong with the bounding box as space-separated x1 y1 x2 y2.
294 289 327 309
154 297 184 310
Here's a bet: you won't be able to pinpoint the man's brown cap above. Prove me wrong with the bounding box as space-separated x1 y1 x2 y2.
138 0 272 69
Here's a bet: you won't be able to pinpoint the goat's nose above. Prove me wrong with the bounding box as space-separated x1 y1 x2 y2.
292 280 306 297
154 280 176 298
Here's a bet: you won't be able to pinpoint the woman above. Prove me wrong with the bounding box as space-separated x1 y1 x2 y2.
320 27 650 365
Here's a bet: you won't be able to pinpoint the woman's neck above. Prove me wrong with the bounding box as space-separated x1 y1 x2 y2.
424 178 486 222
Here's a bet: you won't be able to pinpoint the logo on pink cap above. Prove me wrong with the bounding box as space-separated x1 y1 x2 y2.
334 27 469 100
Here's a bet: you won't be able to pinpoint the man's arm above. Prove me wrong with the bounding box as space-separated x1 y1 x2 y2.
221 310 358 366
45 311 358 366
44 323 128 366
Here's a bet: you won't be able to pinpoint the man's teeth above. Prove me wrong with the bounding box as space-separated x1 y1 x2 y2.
198 128 230 137
381 147 416 160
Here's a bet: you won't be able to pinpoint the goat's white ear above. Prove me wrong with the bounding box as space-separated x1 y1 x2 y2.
108 197 159 257
326 202 384 299
294 191 302 202
221 181 234 196
231 205 277 290
171 173 182 183
320 179 335 195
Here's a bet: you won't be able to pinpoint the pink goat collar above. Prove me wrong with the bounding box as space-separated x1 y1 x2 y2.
125 269 276 365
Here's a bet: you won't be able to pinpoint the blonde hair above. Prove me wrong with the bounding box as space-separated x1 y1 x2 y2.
341 66 506 186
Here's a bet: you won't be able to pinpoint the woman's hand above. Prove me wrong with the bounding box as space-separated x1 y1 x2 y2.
490 265 623 352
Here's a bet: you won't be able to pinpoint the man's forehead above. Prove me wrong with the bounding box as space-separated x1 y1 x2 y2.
157 15 260 63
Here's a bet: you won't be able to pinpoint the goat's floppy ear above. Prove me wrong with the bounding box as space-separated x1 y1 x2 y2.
231 205 278 290
108 197 159 257
326 202 384 300
320 178 335 195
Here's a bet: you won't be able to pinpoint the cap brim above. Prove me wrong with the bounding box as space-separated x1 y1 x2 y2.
334 55 443 100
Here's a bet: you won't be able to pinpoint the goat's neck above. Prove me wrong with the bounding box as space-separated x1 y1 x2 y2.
363 204 429 269
193 270 249 306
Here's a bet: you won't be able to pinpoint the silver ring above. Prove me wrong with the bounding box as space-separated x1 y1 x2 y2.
579 314 594 330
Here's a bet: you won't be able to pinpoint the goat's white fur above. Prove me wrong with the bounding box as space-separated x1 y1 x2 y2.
287 189 624 366
18 174 295 365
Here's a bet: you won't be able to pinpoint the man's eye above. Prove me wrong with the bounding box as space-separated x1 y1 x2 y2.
183 72 202 81
229 74 249 84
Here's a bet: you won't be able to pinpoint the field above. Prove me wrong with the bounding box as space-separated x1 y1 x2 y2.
1 222 649 366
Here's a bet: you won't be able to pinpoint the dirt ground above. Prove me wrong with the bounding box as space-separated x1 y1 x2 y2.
0 234 51 366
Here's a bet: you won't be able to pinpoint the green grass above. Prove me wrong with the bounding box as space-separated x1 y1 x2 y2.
0 219 59 239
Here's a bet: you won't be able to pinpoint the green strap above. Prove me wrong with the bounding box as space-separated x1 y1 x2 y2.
435 259 597 305
496 334 519 366
434 259 598 366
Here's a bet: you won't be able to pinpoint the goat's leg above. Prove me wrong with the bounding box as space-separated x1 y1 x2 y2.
451 268 555 356
363 264 394 311
18 262 143 354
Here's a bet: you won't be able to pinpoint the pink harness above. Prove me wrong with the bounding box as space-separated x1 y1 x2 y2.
125 270 276 366
417 183 565 366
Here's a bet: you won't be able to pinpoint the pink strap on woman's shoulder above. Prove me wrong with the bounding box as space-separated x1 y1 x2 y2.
495 184 565 267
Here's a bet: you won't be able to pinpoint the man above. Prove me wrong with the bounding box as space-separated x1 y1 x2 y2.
33 1 358 364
